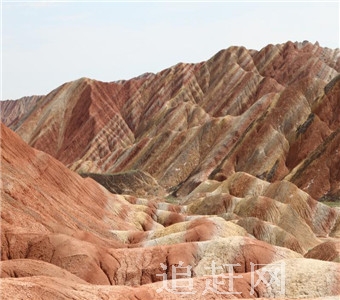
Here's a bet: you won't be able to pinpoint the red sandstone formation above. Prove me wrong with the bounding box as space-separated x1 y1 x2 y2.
0 95 43 128
1 41 340 299
1 41 339 201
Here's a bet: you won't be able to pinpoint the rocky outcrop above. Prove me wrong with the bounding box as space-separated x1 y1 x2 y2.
80 170 166 198
1 122 340 299
0 259 88 284
304 240 340 262
0 95 43 129
1 259 339 299
1 41 340 299
1 123 163 238
184 172 340 252
2 41 340 201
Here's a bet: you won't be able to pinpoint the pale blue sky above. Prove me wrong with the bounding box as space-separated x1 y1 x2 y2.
2 1 339 100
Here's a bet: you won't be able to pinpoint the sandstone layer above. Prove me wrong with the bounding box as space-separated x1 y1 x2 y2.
1 122 339 298
1 41 340 201
1 41 340 299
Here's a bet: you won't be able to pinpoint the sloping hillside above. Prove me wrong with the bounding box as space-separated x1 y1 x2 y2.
1 41 340 299
1 41 339 201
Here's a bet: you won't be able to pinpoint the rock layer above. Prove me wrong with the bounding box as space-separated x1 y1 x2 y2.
1 41 340 201
1 41 340 299
1 121 340 298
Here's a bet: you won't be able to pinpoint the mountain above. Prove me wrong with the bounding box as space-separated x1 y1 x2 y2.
0 95 44 129
1 120 340 299
1 41 340 202
1 41 340 299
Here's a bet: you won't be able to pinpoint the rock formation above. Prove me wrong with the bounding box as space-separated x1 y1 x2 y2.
2 41 339 202
1 41 340 299
0 95 43 129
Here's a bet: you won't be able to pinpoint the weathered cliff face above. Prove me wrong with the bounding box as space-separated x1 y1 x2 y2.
1 41 339 202
1 122 340 298
0 95 43 128
1 41 340 299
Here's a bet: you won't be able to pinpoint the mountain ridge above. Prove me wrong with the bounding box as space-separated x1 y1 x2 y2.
2 40 339 201
1 40 340 299
1 120 339 299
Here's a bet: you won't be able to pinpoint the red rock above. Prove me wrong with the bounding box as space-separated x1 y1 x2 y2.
304 240 340 262
2 42 339 200
1 41 340 299
0 95 43 129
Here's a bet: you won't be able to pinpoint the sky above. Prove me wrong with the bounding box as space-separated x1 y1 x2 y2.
1 1 339 100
